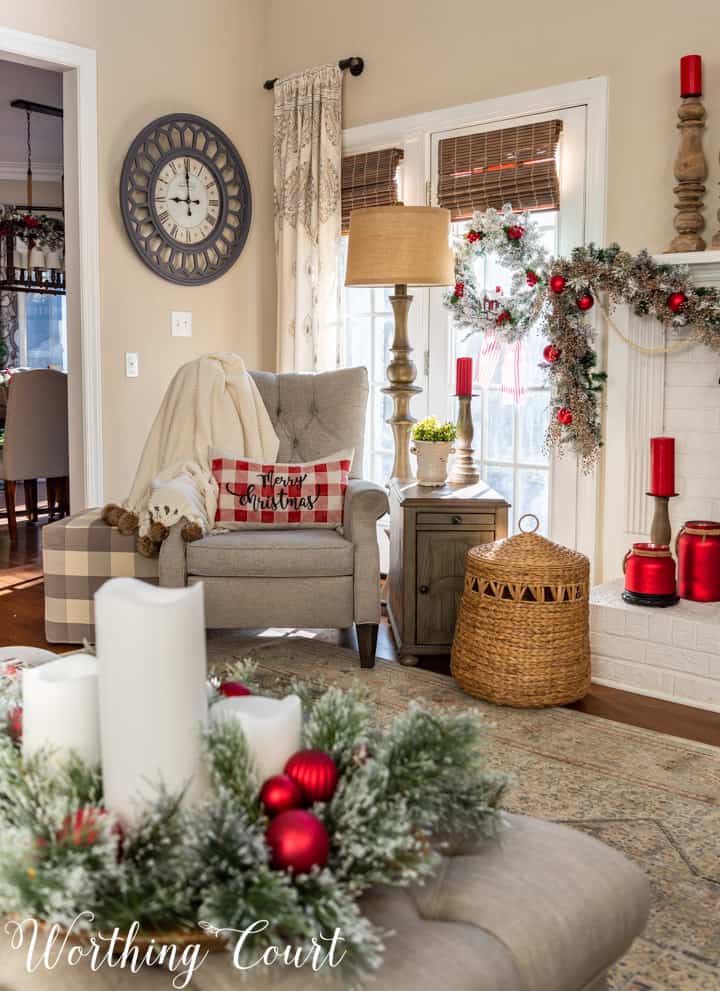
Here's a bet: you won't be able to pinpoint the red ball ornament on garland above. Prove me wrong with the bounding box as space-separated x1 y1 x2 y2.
260 774 305 817
266 809 330 873
218 680 252 698
453 281 465 299
557 407 573 426
543 344 562 364
466 230 481 243
549 274 566 294
667 291 688 313
577 293 594 312
526 270 539 287
507 225 525 240
284 749 339 804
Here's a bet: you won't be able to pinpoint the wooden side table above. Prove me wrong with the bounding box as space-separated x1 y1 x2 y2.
387 479 509 665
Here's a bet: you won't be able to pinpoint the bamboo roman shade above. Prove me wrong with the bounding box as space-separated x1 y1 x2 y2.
341 148 404 234
437 120 563 219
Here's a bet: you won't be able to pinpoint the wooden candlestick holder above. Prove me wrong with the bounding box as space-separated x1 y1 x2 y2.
449 394 480 486
647 492 678 546
667 96 707 252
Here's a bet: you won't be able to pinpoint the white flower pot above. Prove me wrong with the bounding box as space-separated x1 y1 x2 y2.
411 440 454 487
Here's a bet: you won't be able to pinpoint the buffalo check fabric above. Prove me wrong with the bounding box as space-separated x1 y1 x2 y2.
211 449 353 529
43 509 158 644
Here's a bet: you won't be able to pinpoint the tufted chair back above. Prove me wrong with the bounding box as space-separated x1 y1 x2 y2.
250 367 368 479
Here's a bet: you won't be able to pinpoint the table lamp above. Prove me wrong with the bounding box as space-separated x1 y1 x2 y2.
345 206 454 483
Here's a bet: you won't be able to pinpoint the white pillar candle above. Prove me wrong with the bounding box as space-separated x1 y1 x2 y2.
210 695 302 784
95 578 208 823
22 654 100 766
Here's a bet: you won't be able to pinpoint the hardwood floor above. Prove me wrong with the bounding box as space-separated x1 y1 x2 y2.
2 519 719 747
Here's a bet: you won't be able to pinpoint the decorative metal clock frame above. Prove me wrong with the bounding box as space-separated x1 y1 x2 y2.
119 113 252 285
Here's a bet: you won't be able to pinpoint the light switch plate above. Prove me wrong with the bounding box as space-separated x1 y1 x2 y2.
125 352 139 378
171 311 192 337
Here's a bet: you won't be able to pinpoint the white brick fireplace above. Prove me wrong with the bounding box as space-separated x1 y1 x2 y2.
593 251 720 710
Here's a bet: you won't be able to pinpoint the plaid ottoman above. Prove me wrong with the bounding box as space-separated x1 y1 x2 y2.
43 509 159 644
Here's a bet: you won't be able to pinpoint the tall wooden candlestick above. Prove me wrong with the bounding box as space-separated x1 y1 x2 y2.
449 395 480 486
667 95 707 252
647 492 677 546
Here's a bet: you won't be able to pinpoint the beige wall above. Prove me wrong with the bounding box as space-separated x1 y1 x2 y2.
0 0 274 501
0 180 63 209
264 0 720 254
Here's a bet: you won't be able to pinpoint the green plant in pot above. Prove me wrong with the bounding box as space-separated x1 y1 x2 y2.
411 416 457 487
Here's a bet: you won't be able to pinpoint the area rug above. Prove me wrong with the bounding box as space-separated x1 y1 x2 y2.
207 632 720 991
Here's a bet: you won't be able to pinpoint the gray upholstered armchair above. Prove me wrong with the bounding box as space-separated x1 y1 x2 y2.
159 367 388 667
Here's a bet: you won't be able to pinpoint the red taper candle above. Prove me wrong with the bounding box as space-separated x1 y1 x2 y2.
680 55 702 98
650 437 676 496
456 356 473 396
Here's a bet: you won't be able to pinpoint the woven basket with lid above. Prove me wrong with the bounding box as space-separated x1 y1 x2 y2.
451 514 590 707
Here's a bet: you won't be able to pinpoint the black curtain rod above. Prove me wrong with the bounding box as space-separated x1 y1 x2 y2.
10 99 63 118
264 56 364 90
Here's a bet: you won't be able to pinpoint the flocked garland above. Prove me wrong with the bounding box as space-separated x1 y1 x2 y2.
444 205 720 468
0 658 508 982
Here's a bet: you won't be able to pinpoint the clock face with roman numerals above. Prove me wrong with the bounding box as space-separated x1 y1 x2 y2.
120 114 251 285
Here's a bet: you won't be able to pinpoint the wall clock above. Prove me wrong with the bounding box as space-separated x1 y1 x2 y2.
119 113 252 285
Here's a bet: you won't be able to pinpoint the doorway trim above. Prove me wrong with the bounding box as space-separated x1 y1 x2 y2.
0 25 102 509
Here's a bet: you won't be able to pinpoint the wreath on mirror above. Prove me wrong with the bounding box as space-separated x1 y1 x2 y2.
444 205 720 470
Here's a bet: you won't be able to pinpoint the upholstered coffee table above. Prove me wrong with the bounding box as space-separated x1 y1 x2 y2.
0 814 648 990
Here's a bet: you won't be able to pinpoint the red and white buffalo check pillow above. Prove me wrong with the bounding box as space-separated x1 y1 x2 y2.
211 448 354 529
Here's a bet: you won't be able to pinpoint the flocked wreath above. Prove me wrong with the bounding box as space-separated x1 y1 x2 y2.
0 657 508 983
444 205 720 469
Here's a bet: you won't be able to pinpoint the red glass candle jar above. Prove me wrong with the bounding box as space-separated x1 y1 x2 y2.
622 543 677 607
677 522 720 602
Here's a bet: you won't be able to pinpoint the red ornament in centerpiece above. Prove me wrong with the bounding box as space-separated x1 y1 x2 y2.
218 680 252 698
549 274 566 294
543 344 561 364
577 293 594 311
266 809 330 873
284 749 339 803
260 774 304 816
7 706 22 742
526 270 539 287
557 407 573 426
667 291 688 313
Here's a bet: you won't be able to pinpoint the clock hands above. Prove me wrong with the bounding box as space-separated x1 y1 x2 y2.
169 195 200 206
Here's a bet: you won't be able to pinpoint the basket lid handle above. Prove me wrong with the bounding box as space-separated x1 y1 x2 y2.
518 513 540 534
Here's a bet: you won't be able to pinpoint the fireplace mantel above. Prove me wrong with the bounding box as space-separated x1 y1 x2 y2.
601 250 720 583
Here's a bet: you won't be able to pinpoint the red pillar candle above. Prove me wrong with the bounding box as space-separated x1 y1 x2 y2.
680 55 702 97
456 356 473 396
650 437 676 496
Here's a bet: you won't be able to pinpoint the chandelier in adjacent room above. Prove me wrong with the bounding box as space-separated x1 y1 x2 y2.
0 100 65 296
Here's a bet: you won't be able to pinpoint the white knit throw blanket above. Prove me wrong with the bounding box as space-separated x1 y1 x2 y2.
124 353 279 537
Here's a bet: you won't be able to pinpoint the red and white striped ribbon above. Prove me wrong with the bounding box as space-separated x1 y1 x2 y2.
475 331 502 389
501 339 525 405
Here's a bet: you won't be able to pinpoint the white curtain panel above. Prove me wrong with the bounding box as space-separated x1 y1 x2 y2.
273 64 342 373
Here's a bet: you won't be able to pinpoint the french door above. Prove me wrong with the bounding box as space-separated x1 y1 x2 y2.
427 105 588 543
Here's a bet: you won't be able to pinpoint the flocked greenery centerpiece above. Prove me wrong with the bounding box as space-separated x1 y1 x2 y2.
0 659 508 982
445 204 720 469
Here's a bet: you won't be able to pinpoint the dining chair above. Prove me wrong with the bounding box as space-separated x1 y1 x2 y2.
0 369 69 542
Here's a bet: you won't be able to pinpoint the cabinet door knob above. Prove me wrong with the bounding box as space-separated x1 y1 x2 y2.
451 514 462 525
419 584 429 594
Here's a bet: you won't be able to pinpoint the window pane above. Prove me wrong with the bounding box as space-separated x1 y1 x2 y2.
520 328 548 390
347 316 372 370
346 286 372 314
517 468 549 535
373 316 394 383
25 294 67 370
485 465 513 507
373 451 393 482
485 390 514 462
373 287 392 311
373 390 393 452
518 391 550 465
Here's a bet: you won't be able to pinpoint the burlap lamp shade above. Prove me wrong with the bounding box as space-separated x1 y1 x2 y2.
345 206 454 287
344 206 454 482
